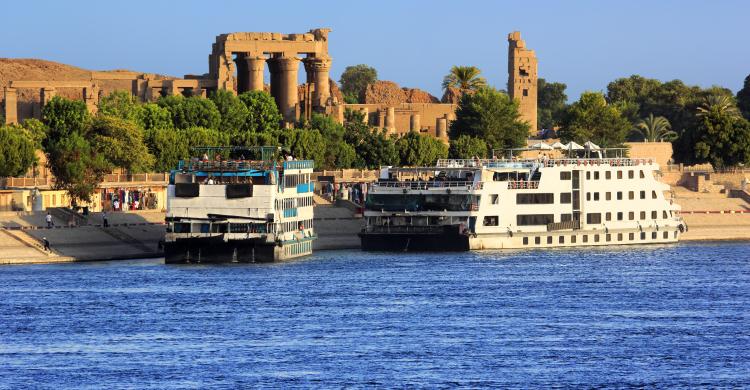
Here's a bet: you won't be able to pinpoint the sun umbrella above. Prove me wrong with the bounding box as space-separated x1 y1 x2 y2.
530 142 553 150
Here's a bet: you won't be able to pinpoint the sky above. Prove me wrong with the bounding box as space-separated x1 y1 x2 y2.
2 0 749 101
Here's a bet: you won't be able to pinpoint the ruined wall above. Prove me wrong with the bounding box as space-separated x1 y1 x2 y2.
507 31 538 134
626 142 673 171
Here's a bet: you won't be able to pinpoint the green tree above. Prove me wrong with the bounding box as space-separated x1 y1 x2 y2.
183 127 229 149
442 66 487 94
46 132 110 202
144 128 190 172
238 91 282 133
691 95 750 168
42 96 91 143
339 64 377 103
158 95 221 129
135 103 173 130
396 131 448 166
0 126 37 177
737 74 750 120
210 89 249 133
632 114 677 142
537 78 567 129
558 92 631 147
277 129 326 168
19 119 48 148
89 116 154 173
98 91 139 122
343 122 399 168
449 135 488 159
450 86 529 153
344 108 366 123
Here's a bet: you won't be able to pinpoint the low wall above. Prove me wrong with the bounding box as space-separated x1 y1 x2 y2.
626 142 673 169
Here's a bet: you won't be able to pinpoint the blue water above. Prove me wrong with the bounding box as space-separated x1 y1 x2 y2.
1 242 749 388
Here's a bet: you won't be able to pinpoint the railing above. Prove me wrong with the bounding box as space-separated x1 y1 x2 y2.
362 225 451 234
283 160 314 170
2 173 169 188
102 173 168 183
547 220 581 231
180 160 273 172
0 177 53 187
436 158 658 169
507 181 539 189
372 181 482 190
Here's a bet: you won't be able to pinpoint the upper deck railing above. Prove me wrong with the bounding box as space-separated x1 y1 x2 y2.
373 181 483 190
435 157 656 169
283 160 315 170
179 160 274 172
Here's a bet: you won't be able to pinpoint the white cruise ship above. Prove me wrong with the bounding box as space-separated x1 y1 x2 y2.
164 147 315 263
360 151 686 251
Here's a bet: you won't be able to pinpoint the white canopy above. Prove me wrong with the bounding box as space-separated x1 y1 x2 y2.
530 142 554 150
584 141 600 150
550 141 567 149
565 141 584 150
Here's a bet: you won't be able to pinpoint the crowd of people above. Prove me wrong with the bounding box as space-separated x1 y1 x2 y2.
322 181 369 205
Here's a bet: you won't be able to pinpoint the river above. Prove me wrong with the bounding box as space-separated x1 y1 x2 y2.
1 242 749 388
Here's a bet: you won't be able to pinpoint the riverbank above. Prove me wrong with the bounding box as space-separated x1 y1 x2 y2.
1 206 749 265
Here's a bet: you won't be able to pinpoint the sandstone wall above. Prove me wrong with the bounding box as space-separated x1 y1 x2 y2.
344 103 456 137
626 142 673 170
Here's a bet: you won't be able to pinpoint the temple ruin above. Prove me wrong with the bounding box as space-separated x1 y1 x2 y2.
507 31 538 134
3 28 538 138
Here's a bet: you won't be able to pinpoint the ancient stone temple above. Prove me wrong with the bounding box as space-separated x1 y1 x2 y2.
207 28 332 126
507 31 538 134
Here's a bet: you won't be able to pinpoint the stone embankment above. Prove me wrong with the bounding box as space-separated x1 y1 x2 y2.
1 187 748 265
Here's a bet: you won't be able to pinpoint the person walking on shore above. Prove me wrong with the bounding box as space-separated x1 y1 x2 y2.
42 237 50 251
102 211 109 228
45 212 53 228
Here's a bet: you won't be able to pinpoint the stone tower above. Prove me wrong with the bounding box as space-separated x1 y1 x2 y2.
507 31 538 134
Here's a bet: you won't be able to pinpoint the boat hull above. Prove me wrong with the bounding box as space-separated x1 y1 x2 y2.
359 231 471 252
164 235 313 263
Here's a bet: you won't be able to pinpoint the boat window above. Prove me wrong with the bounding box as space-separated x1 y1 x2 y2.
606 234 612 242
628 191 634 200
617 212 623 221
640 211 646 220
583 235 589 243
651 210 657 219
594 172 600 180
652 232 657 239
617 233 623 241
586 213 601 224
560 172 572 180
629 212 635 220
652 190 658 199
606 171 611 180
547 236 553 244
629 232 635 240
594 192 600 201
517 214 554 226
535 236 541 245
173 223 191 233
491 194 500 204
640 170 646 179
606 212 612 221
640 191 646 199
559 236 564 244
641 232 646 240
617 171 623 179
606 192 612 201
628 170 635 179
571 235 577 244
586 192 591 201
560 193 572 204
483 216 499 226
516 193 554 204
617 191 623 200
594 234 600 242
523 237 529 245
663 210 669 219
586 172 591 180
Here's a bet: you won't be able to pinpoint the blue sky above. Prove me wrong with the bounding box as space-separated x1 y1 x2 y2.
2 0 748 101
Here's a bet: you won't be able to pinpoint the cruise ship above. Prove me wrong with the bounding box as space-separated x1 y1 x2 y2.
164 147 315 263
360 148 686 251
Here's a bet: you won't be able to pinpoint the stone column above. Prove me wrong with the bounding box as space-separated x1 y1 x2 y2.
410 114 421 132
246 55 266 92
3 87 18 124
385 107 396 133
41 87 56 108
436 117 448 139
235 53 249 93
84 85 99 114
303 56 332 109
268 56 300 124
361 107 369 124
377 109 386 128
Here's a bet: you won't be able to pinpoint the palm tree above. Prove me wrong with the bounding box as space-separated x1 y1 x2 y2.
442 66 487 93
696 95 739 118
633 114 677 142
